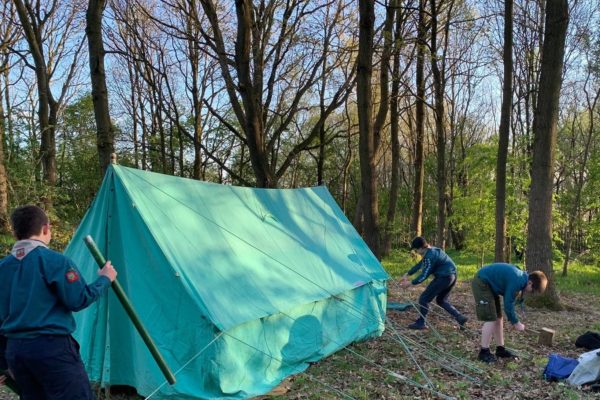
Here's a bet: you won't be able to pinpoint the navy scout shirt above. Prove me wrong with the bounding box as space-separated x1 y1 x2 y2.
407 247 457 285
0 240 110 339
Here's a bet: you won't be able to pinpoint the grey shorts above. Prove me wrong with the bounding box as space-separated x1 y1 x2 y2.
471 275 502 321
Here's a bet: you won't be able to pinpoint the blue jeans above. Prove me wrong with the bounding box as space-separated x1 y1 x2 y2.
417 274 462 320
6 335 94 400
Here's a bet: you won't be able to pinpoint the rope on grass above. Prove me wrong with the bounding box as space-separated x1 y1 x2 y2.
300 372 358 400
387 283 485 376
402 331 485 376
332 286 481 380
386 317 483 382
383 316 435 389
312 291 481 389
337 278 483 380
342 339 456 400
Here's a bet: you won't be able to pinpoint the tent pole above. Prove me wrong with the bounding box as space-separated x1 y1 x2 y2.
84 235 177 385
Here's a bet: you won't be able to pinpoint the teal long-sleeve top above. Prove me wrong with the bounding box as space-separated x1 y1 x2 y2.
0 244 110 339
476 263 528 324
406 247 457 285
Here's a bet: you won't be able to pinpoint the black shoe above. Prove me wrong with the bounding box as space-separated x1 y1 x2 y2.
496 347 518 359
408 320 427 330
478 350 497 363
456 315 468 328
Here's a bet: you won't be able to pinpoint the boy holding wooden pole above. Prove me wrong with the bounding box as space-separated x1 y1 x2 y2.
0 205 117 398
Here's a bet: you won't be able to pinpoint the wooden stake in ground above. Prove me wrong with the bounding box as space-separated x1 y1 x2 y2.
538 327 555 346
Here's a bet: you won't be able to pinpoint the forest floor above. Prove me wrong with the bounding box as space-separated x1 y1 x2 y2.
1 282 599 400
270 281 600 400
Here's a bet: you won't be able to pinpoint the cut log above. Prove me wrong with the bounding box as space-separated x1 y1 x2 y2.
538 327 555 346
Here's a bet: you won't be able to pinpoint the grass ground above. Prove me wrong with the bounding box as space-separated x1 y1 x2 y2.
273 251 600 399
274 286 600 399
2 251 599 399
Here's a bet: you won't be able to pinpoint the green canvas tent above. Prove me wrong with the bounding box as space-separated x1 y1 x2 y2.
66 165 388 399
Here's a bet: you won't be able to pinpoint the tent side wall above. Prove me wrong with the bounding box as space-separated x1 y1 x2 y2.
216 279 387 399
151 279 387 399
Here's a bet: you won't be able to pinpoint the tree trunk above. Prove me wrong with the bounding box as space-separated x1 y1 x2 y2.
169 123 175 174
317 4 331 187
357 0 380 259
373 0 395 155
317 118 325 186
187 0 204 180
13 0 57 191
128 62 139 168
139 82 148 170
3 64 14 162
0 17 12 231
87 0 115 175
495 0 513 262
341 110 353 214
234 0 271 187
0 81 9 231
411 0 427 238
383 2 403 256
430 0 447 248
526 0 569 309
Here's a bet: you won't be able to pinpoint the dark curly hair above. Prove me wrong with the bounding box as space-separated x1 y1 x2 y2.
410 236 428 250
10 205 49 240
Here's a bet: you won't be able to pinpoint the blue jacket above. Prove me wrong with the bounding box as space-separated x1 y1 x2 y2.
407 247 456 285
476 263 528 324
0 244 110 339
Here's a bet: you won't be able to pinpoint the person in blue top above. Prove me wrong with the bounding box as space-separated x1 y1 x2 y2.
0 205 117 399
472 263 547 363
400 236 468 330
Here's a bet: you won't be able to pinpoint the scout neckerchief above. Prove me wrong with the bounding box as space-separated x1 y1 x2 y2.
11 239 48 260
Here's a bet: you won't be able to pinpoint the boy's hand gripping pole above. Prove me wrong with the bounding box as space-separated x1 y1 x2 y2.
84 235 176 385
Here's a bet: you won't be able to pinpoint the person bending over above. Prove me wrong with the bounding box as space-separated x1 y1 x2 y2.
471 262 547 363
